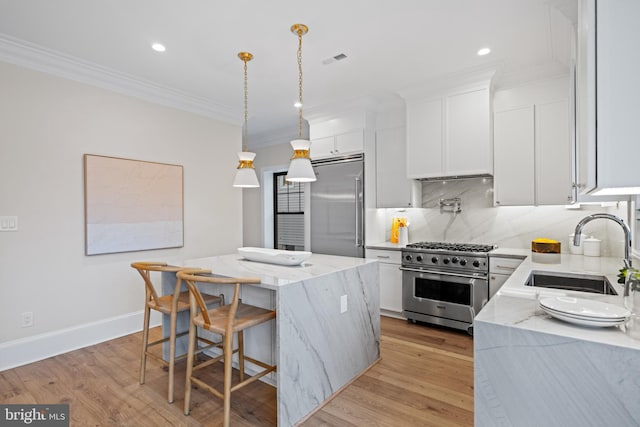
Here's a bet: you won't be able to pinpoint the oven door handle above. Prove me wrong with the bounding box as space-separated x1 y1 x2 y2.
399 267 486 279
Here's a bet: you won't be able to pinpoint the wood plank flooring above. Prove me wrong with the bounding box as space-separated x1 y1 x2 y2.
0 317 473 426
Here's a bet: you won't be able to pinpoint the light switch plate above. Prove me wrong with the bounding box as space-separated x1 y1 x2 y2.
0 216 18 231
340 294 348 313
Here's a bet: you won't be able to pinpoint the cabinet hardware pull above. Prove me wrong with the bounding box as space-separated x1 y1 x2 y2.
377 255 391 259
495 265 515 269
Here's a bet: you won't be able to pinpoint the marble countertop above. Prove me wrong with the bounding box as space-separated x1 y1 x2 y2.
173 253 376 291
476 251 640 350
365 241 405 251
489 247 530 258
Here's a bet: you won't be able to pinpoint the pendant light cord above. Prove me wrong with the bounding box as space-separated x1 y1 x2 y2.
243 56 249 152
297 29 303 138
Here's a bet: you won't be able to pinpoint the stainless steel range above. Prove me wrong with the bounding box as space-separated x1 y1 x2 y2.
401 242 495 334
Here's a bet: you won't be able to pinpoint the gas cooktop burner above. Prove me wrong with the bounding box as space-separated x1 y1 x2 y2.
405 241 495 253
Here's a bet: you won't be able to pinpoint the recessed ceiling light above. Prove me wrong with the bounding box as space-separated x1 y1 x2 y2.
477 47 491 56
151 43 166 52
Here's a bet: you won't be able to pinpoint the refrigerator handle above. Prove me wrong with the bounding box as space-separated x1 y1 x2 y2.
355 177 362 247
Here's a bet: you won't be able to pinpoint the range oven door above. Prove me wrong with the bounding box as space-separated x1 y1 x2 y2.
401 267 488 326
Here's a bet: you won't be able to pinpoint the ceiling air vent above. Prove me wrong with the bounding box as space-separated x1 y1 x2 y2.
322 53 348 65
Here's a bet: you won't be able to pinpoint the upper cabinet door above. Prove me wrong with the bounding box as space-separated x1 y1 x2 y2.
595 0 640 190
445 88 492 176
406 98 443 179
376 126 419 208
536 99 572 205
335 130 364 156
310 136 335 159
310 130 364 159
576 0 640 195
493 106 535 206
405 83 491 179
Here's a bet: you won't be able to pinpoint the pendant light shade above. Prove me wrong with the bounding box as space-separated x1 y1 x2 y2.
286 24 316 183
233 151 260 187
233 52 260 188
285 139 316 182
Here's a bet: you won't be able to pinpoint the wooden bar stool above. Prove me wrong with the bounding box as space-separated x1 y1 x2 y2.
131 262 224 403
178 269 277 427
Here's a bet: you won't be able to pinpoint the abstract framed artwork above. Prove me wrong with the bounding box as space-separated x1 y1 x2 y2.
84 154 184 255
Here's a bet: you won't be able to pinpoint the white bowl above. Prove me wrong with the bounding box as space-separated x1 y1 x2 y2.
237 247 312 266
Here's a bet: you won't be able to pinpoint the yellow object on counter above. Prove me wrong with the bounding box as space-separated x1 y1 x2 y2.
391 217 407 243
531 238 561 254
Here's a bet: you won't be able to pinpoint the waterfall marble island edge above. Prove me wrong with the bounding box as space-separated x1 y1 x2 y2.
161 253 380 426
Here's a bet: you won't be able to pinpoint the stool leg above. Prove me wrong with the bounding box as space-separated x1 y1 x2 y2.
168 308 177 403
238 330 245 383
223 331 234 427
140 304 151 384
183 320 197 416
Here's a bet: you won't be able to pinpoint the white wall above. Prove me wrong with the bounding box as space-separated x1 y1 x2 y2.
0 62 243 347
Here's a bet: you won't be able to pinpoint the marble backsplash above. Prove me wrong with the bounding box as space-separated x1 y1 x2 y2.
372 177 629 258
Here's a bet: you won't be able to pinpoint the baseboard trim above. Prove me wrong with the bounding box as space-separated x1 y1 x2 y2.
0 311 161 371
380 309 405 320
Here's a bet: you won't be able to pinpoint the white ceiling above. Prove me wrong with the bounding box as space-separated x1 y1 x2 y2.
0 0 576 147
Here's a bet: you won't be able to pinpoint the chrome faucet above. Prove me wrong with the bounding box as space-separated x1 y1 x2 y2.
573 213 633 296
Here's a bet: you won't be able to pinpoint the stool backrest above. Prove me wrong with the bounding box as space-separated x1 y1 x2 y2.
131 261 183 307
177 269 261 332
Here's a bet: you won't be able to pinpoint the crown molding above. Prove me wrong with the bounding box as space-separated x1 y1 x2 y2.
397 65 497 102
0 33 240 124
493 61 569 91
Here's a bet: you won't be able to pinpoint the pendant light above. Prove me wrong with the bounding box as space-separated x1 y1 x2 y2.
233 52 260 188
285 24 316 182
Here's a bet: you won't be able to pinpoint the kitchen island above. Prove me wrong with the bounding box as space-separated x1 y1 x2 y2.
161 253 380 426
475 252 640 426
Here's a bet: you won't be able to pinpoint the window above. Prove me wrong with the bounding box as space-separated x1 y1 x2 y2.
273 172 305 250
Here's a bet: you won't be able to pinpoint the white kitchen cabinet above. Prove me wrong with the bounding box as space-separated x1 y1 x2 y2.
489 256 524 299
493 100 572 206
575 0 640 196
309 136 335 158
375 126 421 208
406 85 491 179
535 100 572 205
366 248 403 316
493 106 535 206
445 88 492 176
310 129 364 159
406 98 442 179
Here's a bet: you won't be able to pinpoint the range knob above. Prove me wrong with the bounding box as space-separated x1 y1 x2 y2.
452 256 459 264
405 255 412 262
459 259 467 266
443 257 450 265
431 256 438 264
416 255 423 262
472 260 480 268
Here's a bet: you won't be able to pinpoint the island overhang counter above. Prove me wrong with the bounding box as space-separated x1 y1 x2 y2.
161 253 380 426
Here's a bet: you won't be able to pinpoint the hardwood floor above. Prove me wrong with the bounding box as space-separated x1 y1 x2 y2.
0 317 473 426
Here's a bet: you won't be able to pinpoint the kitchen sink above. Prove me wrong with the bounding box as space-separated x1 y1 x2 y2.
525 271 618 295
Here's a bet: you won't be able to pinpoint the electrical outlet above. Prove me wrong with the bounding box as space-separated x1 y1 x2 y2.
21 311 33 328
0 216 18 231
340 295 348 313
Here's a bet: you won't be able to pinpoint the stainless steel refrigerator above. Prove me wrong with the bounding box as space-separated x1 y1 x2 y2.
310 155 364 258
